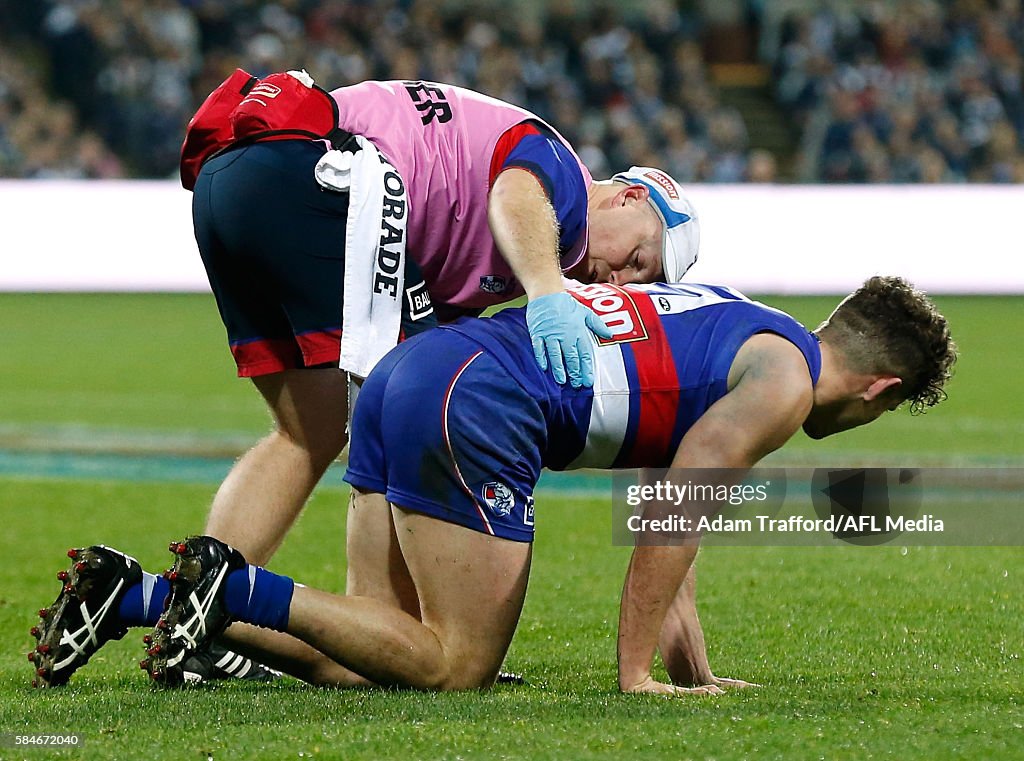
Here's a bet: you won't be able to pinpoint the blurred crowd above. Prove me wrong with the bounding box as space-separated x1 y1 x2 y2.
0 0 1021 183
0 0 757 181
772 0 1024 182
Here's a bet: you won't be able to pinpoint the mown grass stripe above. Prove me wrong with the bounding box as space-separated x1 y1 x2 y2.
0 449 613 495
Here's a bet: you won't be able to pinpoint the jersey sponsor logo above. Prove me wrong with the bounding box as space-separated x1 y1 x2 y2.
568 283 649 345
403 80 453 125
479 275 508 294
482 481 515 517
405 281 434 320
642 169 679 200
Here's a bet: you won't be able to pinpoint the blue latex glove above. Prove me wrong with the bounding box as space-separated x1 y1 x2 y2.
526 292 615 388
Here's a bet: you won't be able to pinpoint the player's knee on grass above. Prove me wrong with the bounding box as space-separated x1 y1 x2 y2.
391 534 527 690
405 639 503 691
435 654 504 691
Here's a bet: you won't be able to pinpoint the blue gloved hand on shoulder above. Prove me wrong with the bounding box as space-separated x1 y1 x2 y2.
526 292 614 388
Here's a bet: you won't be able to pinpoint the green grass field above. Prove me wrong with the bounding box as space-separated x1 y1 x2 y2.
1 293 1022 760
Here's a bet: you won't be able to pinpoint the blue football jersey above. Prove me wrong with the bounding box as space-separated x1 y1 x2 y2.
443 282 822 470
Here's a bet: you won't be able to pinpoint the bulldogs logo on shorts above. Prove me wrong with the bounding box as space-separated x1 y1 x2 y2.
482 481 515 517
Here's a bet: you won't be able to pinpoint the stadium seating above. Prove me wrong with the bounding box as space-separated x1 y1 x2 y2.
0 0 1020 182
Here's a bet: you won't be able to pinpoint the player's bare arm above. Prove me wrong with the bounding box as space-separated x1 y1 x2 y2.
618 334 814 696
658 564 760 692
657 563 713 687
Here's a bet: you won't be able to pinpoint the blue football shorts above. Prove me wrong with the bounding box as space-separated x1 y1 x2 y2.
344 328 545 542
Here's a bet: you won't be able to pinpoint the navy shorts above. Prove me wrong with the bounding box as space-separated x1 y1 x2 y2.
344 329 545 542
192 140 435 377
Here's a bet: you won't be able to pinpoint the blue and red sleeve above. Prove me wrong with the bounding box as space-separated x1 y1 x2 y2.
489 121 588 256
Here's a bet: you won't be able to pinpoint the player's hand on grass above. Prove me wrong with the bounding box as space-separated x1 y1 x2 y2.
526 292 614 388
711 676 761 690
623 675 724 697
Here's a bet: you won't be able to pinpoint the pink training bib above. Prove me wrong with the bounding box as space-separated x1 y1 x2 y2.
331 80 592 311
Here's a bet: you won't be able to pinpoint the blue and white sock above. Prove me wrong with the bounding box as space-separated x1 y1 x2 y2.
224 565 295 632
117 572 169 627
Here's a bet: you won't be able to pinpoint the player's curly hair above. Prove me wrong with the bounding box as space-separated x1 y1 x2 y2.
816 276 957 414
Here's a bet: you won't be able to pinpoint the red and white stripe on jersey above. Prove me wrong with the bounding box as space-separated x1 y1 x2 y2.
616 292 680 468
565 283 670 468
564 282 744 469
566 304 630 469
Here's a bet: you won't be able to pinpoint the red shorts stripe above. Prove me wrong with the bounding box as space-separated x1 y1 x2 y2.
231 328 341 377
231 337 301 377
296 328 342 367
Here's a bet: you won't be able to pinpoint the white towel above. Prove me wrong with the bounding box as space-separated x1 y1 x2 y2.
315 136 408 378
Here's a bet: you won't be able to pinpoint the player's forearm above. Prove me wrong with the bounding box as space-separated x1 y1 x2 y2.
617 543 696 691
487 168 564 299
659 566 714 686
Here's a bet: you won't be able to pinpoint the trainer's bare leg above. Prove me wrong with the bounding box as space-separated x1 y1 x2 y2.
278 506 531 689
205 368 349 565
